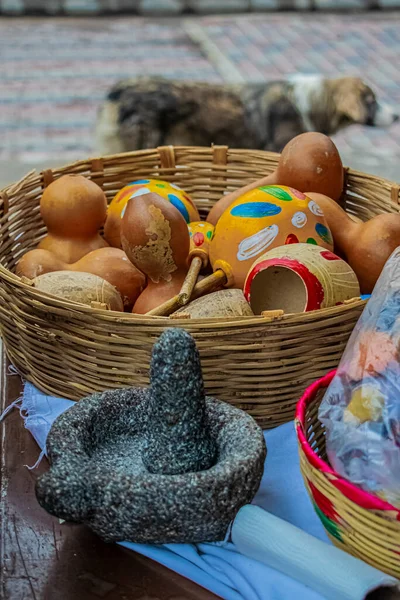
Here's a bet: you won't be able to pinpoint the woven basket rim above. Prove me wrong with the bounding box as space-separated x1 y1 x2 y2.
0 260 366 323
0 145 378 323
295 370 400 515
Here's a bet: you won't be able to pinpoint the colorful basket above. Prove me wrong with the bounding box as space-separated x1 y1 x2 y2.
296 370 400 578
0 146 399 428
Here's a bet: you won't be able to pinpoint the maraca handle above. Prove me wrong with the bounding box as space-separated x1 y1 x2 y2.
145 269 227 317
178 256 203 306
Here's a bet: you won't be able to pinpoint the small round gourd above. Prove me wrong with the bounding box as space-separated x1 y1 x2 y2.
38 174 108 263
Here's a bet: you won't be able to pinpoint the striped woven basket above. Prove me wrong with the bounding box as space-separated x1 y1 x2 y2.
0 145 398 428
296 370 400 578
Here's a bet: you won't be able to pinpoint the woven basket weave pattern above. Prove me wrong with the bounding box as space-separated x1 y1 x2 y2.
0 146 399 428
296 371 400 578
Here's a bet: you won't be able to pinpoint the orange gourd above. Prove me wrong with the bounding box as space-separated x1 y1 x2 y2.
207 132 344 226
16 247 146 311
306 192 400 294
38 174 108 263
120 192 190 314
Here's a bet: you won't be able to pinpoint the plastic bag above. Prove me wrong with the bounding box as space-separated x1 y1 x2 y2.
319 247 400 506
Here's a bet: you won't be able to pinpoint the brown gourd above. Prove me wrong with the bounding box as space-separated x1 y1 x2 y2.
120 192 190 314
16 247 146 311
207 132 344 226
306 192 400 294
38 174 109 263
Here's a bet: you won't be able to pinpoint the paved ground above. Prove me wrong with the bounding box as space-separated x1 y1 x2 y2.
1 0 400 14
0 12 399 187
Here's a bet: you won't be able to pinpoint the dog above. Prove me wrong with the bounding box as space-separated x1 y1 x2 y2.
95 75 398 154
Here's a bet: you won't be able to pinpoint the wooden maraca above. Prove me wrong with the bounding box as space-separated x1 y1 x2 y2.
146 221 225 317
120 192 190 314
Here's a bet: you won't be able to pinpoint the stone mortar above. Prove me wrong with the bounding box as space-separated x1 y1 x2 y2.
35 329 267 544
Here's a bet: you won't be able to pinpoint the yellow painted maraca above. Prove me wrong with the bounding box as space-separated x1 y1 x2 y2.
208 185 334 289
177 221 215 304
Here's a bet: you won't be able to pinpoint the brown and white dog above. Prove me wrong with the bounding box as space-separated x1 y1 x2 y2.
95 75 398 154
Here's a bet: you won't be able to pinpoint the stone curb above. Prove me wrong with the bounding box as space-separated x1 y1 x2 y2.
1 0 399 15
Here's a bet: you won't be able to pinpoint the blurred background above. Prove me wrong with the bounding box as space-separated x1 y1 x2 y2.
0 0 399 186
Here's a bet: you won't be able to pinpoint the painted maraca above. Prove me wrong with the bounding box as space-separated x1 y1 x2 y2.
143 221 216 316
121 192 190 314
105 178 199 248
208 185 334 290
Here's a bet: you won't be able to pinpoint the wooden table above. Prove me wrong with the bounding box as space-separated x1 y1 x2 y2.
0 350 219 600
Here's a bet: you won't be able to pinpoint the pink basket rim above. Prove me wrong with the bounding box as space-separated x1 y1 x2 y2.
295 370 400 517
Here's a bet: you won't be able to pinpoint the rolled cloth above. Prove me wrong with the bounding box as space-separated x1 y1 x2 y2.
232 504 400 600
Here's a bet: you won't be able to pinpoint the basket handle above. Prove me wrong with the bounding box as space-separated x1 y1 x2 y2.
340 166 350 208
212 145 228 186
391 183 400 206
212 145 228 166
158 145 176 170
42 169 54 188
90 158 104 188
0 190 10 248
0 190 9 218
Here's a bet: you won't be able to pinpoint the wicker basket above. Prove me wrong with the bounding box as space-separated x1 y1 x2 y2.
296 371 400 578
0 145 399 428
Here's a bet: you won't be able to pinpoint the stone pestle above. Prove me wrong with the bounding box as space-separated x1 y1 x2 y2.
142 328 216 475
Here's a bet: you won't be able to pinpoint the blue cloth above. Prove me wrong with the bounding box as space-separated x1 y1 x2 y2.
20 382 330 600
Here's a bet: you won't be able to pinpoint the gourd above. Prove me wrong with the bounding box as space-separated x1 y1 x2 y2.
33 271 123 311
38 174 108 263
208 185 334 290
16 247 145 311
104 178 199 248
173 289 254 319
120 192 190 314
307 192 400 294
207 132 344 226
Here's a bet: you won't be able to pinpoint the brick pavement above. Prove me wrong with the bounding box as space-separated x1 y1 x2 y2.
0 13 399 186
192 13 400 179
